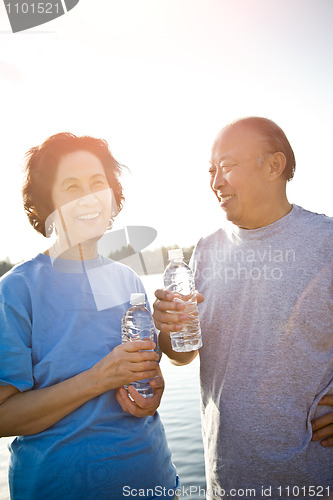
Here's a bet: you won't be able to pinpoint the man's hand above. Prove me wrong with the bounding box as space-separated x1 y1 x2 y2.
153 289 204 334
153 289 204 365
116 366 164 418
311 395 333 447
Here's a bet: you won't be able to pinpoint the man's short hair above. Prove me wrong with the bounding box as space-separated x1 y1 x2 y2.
232 117 296 181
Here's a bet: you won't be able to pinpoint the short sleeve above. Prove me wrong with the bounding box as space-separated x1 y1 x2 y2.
0 274 34 391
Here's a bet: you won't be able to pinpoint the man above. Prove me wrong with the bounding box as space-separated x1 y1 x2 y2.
153 117 333 500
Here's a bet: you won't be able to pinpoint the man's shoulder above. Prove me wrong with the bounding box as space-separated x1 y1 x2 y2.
195 228 226 250
294 205 333 237
288 206 332 265
295 205 333 224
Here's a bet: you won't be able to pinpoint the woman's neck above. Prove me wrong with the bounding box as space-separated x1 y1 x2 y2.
45 241 99 261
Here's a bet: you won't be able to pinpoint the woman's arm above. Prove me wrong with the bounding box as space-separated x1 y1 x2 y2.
0 340 158 437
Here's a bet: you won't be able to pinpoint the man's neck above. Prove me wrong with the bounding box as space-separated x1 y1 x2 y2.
239 197 292 230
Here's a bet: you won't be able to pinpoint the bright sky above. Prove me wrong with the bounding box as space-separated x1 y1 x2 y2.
0 0 332 263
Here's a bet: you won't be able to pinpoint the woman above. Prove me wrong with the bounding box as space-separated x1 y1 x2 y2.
0 133 178 499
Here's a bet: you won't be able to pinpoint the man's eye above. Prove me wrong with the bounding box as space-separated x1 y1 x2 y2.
67 185 78 191
209 163 217 175
220 164 234 172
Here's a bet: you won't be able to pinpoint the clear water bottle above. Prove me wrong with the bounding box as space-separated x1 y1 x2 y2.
163 248 203 352
121 293 155 398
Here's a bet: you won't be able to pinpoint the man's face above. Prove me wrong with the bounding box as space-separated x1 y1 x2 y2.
209 123 270 229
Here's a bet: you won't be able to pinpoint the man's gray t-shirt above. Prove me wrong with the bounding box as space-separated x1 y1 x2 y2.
192 205 333 499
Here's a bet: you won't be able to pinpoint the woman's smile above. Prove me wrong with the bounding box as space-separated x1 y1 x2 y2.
77 212 101 220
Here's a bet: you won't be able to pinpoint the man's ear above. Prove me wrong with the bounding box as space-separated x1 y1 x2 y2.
267 152 287 180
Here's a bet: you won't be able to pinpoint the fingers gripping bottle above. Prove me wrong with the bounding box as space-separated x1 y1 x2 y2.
121 293 155 398
163 249 203 352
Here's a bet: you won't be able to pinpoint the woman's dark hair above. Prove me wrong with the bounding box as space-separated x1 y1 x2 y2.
22 133 125 237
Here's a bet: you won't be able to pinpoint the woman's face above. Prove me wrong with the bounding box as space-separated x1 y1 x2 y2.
49 150 113 250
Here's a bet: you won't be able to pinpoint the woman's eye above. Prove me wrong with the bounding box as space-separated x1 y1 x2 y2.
92 180 107 189
67 184 78 191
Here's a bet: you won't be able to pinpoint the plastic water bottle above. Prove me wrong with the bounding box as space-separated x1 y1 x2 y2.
121 293 155 398
163 248 203 352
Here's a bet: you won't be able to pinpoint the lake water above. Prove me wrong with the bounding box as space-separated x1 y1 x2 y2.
0 273 206 499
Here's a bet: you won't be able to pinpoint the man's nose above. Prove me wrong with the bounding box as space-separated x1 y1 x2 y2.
212 167 226 191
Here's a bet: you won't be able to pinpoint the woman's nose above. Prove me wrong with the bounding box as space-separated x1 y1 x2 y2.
78 191 99 206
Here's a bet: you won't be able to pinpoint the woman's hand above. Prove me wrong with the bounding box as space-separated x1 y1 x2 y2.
311 395 333 447
90 340 159 394
116 366 165 417
0 340 159 437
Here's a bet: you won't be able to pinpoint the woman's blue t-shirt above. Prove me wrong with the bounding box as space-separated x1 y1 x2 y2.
0 254 177 499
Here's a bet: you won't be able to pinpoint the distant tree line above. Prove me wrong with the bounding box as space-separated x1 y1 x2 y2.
0 260 14 277
108 244 194 266
0 245 195 278
108 244 194 274
162 245 194 265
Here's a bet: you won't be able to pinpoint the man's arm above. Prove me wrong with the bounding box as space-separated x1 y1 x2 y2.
311 394 333 447
153 289 203 366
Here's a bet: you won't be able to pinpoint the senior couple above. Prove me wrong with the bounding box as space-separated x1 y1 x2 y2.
0 117 332 500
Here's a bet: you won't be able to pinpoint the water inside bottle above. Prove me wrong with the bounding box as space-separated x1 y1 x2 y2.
121 308 154 398
168 292 203 352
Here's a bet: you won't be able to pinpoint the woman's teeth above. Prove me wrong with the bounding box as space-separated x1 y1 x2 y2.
78 213 100 220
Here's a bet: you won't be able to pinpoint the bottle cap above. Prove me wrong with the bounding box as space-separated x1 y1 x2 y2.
130 293 146 305
168 248 184 260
